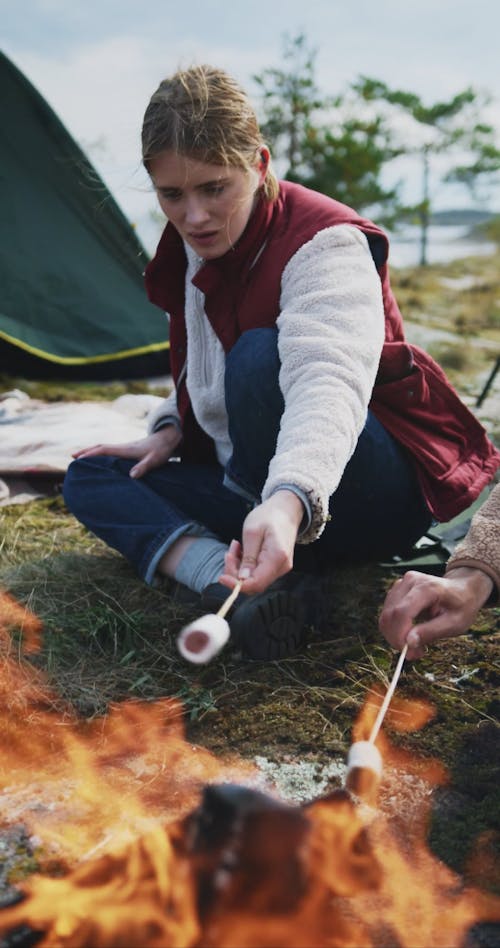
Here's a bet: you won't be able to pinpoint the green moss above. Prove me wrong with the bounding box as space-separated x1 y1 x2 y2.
429 721 500 891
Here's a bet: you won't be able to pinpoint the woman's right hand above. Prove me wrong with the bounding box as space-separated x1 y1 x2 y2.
219 489 304 593
71 425 182 479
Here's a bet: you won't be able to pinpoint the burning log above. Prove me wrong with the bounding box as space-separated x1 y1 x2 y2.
185 784 312 926
0 783 381 948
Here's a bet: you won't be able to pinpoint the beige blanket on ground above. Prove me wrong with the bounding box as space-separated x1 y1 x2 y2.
0 390 164 506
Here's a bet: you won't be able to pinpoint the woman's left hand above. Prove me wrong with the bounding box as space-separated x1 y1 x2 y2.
219 490 304 593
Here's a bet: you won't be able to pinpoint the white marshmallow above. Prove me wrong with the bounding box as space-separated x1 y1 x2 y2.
177 613 230 664
346 741 383 777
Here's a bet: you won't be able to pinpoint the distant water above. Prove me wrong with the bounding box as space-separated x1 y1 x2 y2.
387 224 497 268
137 217 497 268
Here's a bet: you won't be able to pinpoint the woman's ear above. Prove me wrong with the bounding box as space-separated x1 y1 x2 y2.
257 146 271 186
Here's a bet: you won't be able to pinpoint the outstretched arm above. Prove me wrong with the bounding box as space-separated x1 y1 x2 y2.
263 224 385 544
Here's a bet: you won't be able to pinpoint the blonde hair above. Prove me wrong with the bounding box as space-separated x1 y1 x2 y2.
142 65 279 202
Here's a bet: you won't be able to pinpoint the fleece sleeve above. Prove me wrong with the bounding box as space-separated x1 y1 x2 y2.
147 388 181 435
445 483 500 600
262 224 385 543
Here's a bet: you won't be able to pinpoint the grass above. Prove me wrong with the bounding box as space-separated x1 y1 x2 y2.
0 249 499 887
1 496 497 756
391 252 500 340
0 375 172 403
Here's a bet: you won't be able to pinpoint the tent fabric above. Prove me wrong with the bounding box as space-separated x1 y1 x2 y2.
380 486 493 575
0 50 170 380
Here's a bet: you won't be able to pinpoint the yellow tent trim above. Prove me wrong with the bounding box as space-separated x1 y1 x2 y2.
0 329 170 366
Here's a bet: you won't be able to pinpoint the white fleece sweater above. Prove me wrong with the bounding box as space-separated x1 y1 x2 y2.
148 223 385 542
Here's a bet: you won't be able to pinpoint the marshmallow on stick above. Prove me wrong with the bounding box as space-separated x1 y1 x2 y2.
345 741 383 803
345 644 408 804
176 581 242 664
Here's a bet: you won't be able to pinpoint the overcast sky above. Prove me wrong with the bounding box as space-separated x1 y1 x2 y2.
3 0 500 251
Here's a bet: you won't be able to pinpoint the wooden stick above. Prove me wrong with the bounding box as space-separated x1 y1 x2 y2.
216 580 242 620
369 644 408 744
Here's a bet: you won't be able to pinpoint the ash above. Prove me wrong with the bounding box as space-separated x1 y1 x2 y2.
253 754 347 803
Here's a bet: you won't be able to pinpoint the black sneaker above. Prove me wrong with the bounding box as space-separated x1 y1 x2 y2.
202 572 324 661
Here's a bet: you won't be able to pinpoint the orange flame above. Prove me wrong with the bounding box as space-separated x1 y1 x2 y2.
0 592 498 947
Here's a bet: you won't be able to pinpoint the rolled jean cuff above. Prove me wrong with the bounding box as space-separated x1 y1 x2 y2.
143 522 218 586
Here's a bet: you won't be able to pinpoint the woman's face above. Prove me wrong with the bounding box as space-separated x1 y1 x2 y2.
149 150 267 259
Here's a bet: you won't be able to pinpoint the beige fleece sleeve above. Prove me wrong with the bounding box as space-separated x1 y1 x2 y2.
445 482 500 600
263 224 385 543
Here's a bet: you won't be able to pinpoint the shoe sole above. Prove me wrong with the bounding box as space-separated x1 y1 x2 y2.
231 589 306 661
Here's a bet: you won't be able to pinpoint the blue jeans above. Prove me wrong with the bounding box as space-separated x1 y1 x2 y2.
63 329 432 582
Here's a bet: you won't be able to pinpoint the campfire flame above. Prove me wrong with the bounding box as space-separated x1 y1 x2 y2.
0 591 499 947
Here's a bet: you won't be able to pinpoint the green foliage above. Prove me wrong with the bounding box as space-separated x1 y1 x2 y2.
253 32 326 175
254 33 404 221
176 684 217 721
353 77 500 265
354 77 478 129
255 36 500 261
291 116 403 226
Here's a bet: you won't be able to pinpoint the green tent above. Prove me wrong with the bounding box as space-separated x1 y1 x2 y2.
0 50 170 380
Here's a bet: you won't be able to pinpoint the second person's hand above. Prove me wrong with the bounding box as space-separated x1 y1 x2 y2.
378 567 494 659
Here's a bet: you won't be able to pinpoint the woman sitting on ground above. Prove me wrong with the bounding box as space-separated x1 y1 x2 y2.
63 65 500 661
